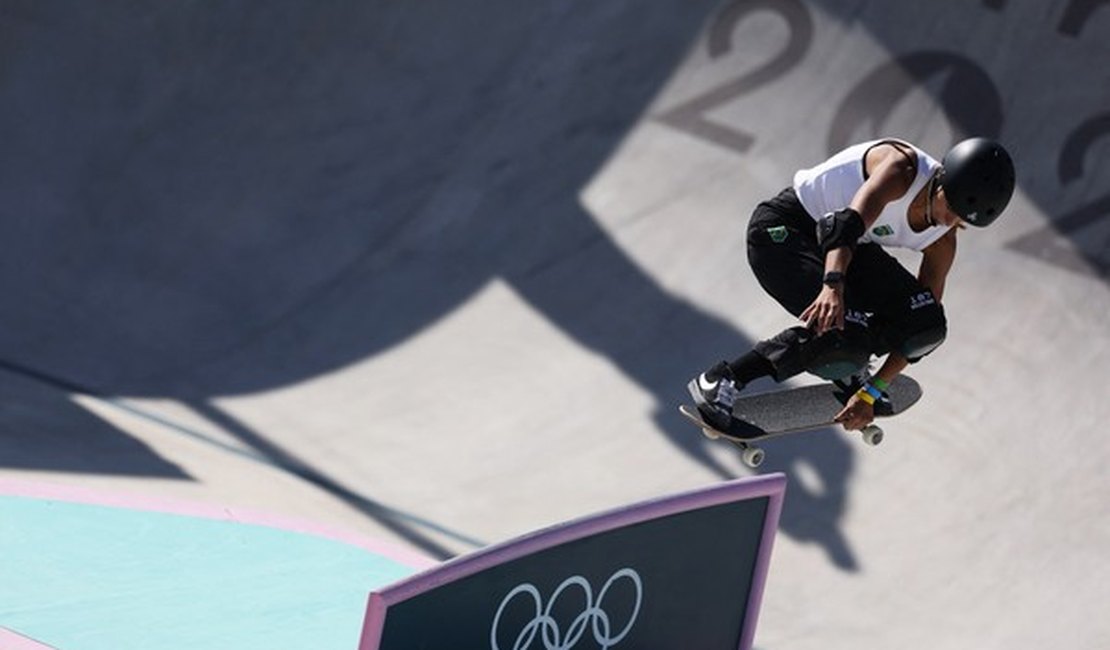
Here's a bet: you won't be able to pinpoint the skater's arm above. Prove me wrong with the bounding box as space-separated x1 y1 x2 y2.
861 218 955 392
875 353 909 385
803 147 915 334
918 227 958 302
850 145 918 230
801 248 851 333
836 234 951 429
826 146 917 270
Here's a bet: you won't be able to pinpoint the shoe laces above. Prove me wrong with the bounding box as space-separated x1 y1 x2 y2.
715 378 742 408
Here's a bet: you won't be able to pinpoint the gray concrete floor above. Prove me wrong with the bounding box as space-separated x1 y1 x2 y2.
1 2 1108 648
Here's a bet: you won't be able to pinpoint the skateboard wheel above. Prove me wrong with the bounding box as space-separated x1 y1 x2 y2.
862 425 884 446
741 446 765 469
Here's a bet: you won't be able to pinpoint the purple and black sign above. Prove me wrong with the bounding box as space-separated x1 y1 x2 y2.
360 475 786 650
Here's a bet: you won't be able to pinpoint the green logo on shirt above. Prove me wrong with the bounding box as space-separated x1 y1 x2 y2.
871 225 894 237
767 226 789 243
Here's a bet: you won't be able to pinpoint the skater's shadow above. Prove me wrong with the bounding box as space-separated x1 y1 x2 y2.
755 427 860 572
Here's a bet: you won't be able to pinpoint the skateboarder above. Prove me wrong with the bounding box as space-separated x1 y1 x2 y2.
689 137 1015 432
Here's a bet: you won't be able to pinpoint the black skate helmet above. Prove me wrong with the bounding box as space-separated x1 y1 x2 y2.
939 137 1015 227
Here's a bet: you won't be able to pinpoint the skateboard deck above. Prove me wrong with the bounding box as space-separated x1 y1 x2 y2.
680 375 922 468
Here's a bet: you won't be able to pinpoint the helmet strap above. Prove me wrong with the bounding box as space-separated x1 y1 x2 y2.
924 172 939 227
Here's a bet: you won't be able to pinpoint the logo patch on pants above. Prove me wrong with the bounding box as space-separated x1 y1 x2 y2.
845 309 871 327
910 291 936 310
767 226 789 243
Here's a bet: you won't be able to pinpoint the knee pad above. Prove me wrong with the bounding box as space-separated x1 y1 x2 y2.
890 292 947 361
806 348 871 381
899 323 947 361
807 311 877 379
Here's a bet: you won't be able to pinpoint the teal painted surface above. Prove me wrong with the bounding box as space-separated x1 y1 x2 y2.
0 497 417 650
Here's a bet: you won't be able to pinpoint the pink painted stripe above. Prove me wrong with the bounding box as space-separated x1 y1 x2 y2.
738 481 785 650
0 627 58 650
0 478 436 570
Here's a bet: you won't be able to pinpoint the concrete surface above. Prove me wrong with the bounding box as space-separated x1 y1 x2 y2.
0 1 1108 648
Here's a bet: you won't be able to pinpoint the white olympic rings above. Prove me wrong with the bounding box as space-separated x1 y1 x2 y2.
490 568 643 650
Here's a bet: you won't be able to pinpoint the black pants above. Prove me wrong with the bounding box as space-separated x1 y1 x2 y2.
745 188 946 381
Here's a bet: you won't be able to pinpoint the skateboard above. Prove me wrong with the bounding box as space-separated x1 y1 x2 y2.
679 375 922 468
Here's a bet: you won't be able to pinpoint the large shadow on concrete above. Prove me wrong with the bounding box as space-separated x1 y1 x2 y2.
0 0 961 566
2 1 837 561
0 1 741 405
13 0 1090 566
0 366 187 478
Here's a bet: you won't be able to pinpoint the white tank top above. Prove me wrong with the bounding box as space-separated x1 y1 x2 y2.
792 139 950 252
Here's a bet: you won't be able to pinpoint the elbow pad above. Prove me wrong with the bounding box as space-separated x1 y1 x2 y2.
816 208 865 255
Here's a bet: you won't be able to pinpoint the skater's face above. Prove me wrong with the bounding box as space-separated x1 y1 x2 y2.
931 186 963 227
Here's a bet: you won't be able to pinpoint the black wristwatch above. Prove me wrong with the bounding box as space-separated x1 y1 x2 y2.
822 271 845 287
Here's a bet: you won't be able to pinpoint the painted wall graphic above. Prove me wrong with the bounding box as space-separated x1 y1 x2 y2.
360 475 787 650
0 479 430 650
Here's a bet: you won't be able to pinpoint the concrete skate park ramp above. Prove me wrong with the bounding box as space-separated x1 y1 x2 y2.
0 1 1108 648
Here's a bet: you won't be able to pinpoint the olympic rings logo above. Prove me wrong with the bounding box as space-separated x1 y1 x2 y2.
490 568 643 650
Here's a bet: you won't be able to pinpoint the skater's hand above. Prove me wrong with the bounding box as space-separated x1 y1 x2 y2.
800 285 845 335
834 393 875 431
